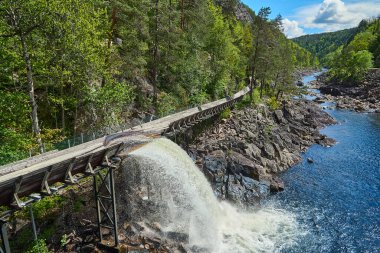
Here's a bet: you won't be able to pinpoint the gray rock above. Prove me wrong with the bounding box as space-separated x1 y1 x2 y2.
244 143 261 159
203 150 227 183
269 177 285 192
228 151 257 178
242 176 270 197
274 110 286 124
167 232 189 243
262 143 275 159
226 176 245 204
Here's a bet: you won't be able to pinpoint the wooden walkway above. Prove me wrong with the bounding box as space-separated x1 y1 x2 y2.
0 87 250 209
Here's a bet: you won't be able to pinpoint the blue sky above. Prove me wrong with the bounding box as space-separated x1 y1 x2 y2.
241 0 380 38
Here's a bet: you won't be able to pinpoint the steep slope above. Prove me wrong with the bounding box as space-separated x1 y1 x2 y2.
292 27 358 64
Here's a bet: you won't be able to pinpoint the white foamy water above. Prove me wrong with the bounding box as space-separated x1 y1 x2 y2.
125 138 304 253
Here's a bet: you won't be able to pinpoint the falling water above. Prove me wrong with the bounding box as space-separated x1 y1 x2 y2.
119 138 303 253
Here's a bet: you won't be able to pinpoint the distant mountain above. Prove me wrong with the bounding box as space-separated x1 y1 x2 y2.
292 27 359 64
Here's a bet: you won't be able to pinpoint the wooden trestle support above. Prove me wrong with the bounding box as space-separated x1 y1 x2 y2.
0 144 124 252
92 156 120 247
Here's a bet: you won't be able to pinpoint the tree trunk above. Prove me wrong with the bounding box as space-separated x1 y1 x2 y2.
20 34 44 153
249 67 255 102
61 105 65 131
152 0 159 109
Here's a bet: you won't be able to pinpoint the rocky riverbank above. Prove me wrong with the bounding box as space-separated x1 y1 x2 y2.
311 69 380 112
11 97 337 253
187 99 336 207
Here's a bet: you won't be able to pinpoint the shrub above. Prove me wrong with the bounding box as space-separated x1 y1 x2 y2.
157 92 179 116
268 97 279 110
26 239 49 253
252 88 262 105
220 108 231 119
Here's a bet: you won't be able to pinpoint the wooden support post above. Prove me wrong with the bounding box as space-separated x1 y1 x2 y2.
85 154 95 175
114 143 124 157
41 166 53 195
65 158 77 184
13 177 23 208
93 165 119 247
29 206 37 241
0 220 10 253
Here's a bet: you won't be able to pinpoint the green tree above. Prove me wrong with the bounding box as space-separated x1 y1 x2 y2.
0 0 47 152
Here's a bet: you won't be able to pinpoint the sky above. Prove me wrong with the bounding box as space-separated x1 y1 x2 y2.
241 0 380 38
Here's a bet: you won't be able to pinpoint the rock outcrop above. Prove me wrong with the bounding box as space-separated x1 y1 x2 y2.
316 70 380 113
187 100 336 207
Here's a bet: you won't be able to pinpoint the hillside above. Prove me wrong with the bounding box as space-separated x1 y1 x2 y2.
324 18 380 82
0 0 318 165
292 27 359 64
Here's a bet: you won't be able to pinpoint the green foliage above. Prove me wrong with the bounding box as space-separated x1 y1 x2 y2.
32 196 65 221
329 50 373 82
157 92 179 117
220 108 231 119
292 27 359 65
252 88 262 105
236 95 252 109
0 91 33 164
60 234 69 247
326 18 378 83
16 196 65 222
26 239 50 253
268 97 280 110
39 224 58 241
0 1 319 165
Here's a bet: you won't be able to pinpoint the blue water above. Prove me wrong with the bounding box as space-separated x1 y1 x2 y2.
272 73 380 252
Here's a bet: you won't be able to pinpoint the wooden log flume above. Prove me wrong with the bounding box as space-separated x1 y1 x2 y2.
0 86 250 211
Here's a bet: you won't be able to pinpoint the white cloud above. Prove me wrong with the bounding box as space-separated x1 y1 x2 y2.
293 0 380 32
314 0 352 24
282 18 305 38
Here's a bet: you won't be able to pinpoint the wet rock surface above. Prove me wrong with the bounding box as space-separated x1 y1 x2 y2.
187 100 337 207
39 95 337 253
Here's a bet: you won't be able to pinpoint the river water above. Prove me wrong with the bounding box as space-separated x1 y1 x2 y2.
124 72 379 253
269 73 380 252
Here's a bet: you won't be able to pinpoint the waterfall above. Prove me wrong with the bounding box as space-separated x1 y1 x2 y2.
118 138 303 253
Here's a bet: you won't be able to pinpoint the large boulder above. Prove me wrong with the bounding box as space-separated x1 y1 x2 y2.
228 151 257 178
269 176 285 192
241 176 270 198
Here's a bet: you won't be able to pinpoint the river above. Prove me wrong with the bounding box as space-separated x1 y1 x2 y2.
269 73 380 252
120 72 379 253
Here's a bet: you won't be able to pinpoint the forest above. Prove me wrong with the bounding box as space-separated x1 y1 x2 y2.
292 26 359 65
0 0 318 165
293 18 380 82
325 18 380 82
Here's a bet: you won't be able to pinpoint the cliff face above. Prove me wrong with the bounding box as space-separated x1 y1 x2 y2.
215 0 254 23
235 3 254 23
187 100 336 207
